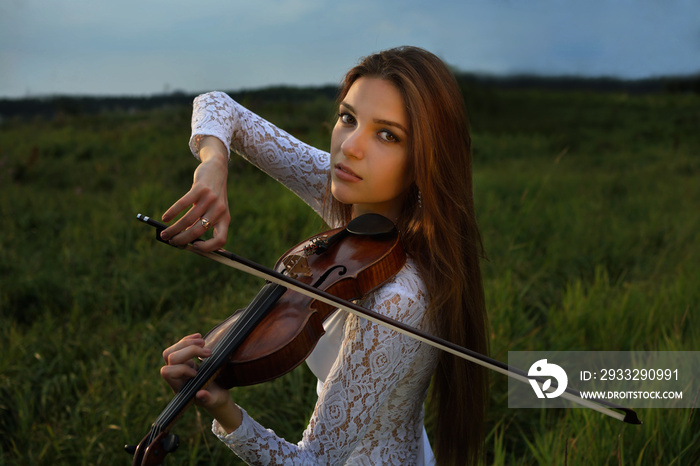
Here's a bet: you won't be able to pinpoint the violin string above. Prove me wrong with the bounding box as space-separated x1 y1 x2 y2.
153 285 273 430
153 282 287 431
155 285 277 428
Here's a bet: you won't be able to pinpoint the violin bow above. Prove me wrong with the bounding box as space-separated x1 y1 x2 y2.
136 214 641 425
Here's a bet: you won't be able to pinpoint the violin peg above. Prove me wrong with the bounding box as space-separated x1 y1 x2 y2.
162 433 180 453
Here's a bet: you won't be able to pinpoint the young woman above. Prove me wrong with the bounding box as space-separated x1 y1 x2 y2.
159 46 489 465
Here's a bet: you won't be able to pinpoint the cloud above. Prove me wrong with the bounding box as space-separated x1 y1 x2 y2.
2 0 699 97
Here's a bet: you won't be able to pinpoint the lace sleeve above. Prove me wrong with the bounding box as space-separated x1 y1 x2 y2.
213 262 437 465
190 91 330 218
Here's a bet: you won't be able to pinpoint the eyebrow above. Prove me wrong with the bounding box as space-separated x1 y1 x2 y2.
340 102 409 135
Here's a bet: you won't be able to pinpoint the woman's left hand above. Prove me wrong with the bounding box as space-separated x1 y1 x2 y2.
161 333 242 433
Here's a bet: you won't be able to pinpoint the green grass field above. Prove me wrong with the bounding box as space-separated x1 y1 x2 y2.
1 85 698 465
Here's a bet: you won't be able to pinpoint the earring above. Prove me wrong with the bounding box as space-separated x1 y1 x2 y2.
417 190 423 209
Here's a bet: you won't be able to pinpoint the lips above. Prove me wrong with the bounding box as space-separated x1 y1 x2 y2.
334 163 363 181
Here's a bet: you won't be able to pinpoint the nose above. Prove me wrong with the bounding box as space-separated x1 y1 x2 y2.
340 128 365 160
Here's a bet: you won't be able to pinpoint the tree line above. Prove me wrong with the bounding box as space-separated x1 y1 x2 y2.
1 73 698 120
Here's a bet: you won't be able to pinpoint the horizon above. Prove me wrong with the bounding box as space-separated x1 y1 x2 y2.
2 71 699 101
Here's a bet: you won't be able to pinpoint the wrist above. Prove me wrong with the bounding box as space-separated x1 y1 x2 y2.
208 397 242 434
198 136 228 166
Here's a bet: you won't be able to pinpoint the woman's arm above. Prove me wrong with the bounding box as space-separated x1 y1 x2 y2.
190 91 331 217
161 91 331 250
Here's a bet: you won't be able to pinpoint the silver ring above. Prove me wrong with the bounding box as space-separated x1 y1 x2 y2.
200 217 211 229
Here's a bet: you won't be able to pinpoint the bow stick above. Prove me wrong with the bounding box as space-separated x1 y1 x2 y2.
136 214 641 425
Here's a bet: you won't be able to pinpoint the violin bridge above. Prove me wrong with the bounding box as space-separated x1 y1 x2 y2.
282 254 312 279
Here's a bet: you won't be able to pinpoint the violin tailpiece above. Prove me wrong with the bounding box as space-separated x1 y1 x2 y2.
303 235 329 256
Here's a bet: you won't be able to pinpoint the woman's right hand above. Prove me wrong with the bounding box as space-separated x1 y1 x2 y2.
160 136 231 252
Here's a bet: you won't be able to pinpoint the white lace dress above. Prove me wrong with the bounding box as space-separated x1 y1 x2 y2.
190 92 439 465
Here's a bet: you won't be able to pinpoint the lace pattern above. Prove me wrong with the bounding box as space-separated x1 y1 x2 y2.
191 92 438 465
214 261 436 465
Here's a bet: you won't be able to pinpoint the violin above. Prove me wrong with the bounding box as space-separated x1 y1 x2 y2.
127 213 406 465
128 212 641 465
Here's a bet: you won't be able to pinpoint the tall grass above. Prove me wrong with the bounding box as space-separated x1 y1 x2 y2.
1 87 698 464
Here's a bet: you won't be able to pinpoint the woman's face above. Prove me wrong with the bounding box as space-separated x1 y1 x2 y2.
330 77 412 221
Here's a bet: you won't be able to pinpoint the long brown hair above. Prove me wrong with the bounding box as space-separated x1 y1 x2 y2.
325 46 489 465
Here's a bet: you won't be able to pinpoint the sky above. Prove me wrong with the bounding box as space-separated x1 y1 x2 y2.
1 0 698 98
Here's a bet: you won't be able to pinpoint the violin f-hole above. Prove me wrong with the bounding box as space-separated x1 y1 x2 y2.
312 265 347 289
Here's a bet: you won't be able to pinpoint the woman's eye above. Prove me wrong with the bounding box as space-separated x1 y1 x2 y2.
378 130 399 143
338 112 355 125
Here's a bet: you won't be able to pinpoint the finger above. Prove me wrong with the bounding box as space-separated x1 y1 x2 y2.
160 362 199 382
164 199 225 246
191 219 230 253
169 201 229 247
190 202 230 251
195 389 212 405
160 364 199 392
161 203 207 243
161 183 222 242
165 216 210 246
162 189 200 224
163 337 205 364
194 388 226 410
165 344 212 367
162 333 204 363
